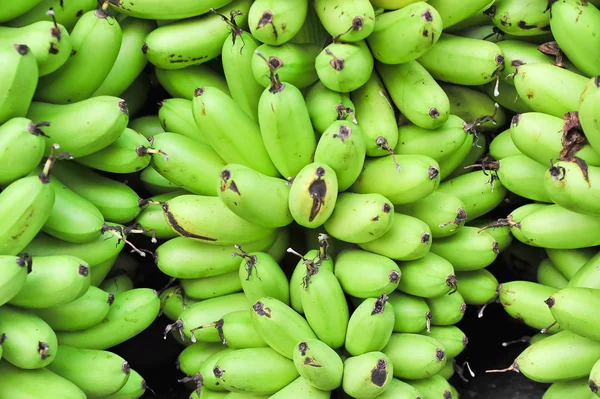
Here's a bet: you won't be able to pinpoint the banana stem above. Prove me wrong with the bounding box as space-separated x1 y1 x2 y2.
138 146 169 161
502 336 531 347
177 373 203 397
486 361 519 374
39 144 73 184
163 319 184 341
101 224 151 258
255 50 284 93
376 136 401 172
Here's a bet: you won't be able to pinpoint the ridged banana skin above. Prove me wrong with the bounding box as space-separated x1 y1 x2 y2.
0 256 28 307
455 269 499 305
427 0 494 28
342 352 394 398
0 361 86 399
0 45 38 125
252 43 321 89
0 305 58 369
56 288 160 349
334 249 401 297
544 161 600 216
108 0 232 19
0 118 46 185
270 376 331 399
488 0 551 36
101 368 146 399
143 0 251 70
248 0 308 45
499 281 562 332
314 0 375 42
315 40 374 93
6 0 97 31
548 247 597 281
543 378 597 399
292 339 343 391
397 252 457 298
345 296 395 356
547 287 600 342
35 10 123 104
580 77 600 153
0 174 55 256
47 345 130 398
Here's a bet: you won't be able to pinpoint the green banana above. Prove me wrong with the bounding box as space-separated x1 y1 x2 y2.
270 376 330 399
427 0 493 28
513 63 588 118
406 374 454 398
252 43 321 89
159 286 199 321
0 255 29 306
315 40 374 93
543 378 597 399
192 86 279 177
107 252 140 280
293 339 343 391
128 115 165 138
0 44 38 125
437 132 475 180
289 1 329 46
0 0 44 22
430 226 498 271
442 84 507 132
350 154 441 204
386 291 431 333
417 33 504 86
489 129 522 160
236 250 289 305
370 0 426 9
157 98 208 144
377 60 450 129
136 191 186 240
376 378 424 399
209 310 268 349
143 0 251 69
140 165 181 195
445 133 488 180
537 259 569 289
423 325 468 359
289 249 334 314
0 118 47 185
181 271 241 301
27 96 129 158
547 247 597 281
505 202 550 246
426 291 467 326
580 77 600 153
0 361 86 399
546 287 600 342
177 341 225 377
383 333 446 380
455 269 499 305
350 71 398 157
99 274 134 296
545 160 600 216
334 249 401 297
248 0 308 45
6 0 97 31
9 255 90 308
105 72 149 121
213 347 299 395
306 81 356 135
483 78 534 113
468 218 513 252
35 10 123 104
590 358 600 397
314 0 375 42
0 305 57 369
397 252 458 298
0 20 72 76
198 347 236 391
30 285 113 331
108 0 233 19
56 288 160 349
266 227 290 263
498 281 561 332
345 294 395 356
343 351 393 399
154 64 230 100
486 0 551 36
101 368 146 399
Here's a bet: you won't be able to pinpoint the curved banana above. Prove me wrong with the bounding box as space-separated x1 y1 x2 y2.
0 361 85 399
580 76 600 153
546 287 600 342
0 117 47 185
425 291 467 326
314 0 375 42
489 129 522 160
487 0 551 36
334 249 401 297
430 226 498 271
99 274 134 296
455 269 499 305
5 0 97 31
547 247 596 280
108 0 232 19
157 98 208 144
248 0 308 45
387 291 431 333
315 40 374 93
270 376 330 399
101 368 147 399
407 374 454 399
397 252 457 298
0 44 38 125
498 281 561 332
306 81 356 135
423 325 468 359
205 310 267 349
177 341 225 377
252 43 320 89
154 64 230 100
545 160 600 216
237 250 289 305
537 259 569 289
128 115 165 138
345 294 395 356
293 339 343 391
383 333 446 379
0 255 29 307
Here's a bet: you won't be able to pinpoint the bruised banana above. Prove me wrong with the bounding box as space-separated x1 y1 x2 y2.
248 0 308 46
343 352 393 399
293 339 343 391
0 45 38 126
0 117 47 185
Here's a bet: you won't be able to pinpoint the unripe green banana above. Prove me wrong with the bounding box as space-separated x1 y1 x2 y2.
314 0 375 42
129 115 165 138
266 228 291 263
216 310 269 349
35 10 122 104
334 249 401 297
159 286 199 321
270 376 331 399
546 287 600 342
437 132 474 180
252 43 320 89
406 374 454 399
140 165 181 195
0 0 43 22
158 98 208 144
345 294 395 356
486 0 550 36
0 361 86 399
248 0 308 45
386 292 431 333
445 133 488 180
370 0 426 9
108 0 232 19
545 160 600 216
181 270 242 300
0 118 47 185
99 274 134 296
213 347 300 394
430 226 498 271
513 63 589 118
489 129 522 160
455 269 499 305
315 40 374 93
0 255 29 306
377 60 450 129
154 64 230 100
590 358 600 397
119 74 148 119
293 339 343 391
351 154 441 204
397 252 458 298
537 259 569 289
236 250 289 305
151 132 226 196
306 81 356 135
425 291 467 326
443 84 507 132
427 0 494 28
505 202 550 246
376 378 424 398
468 218 513 252
418 33 504 86
143 0 251 70
0 305 57 369
343 351 394 399
543 378 596 399
358 212 432 261
483 79 534 113
350 71 398 157
136 191 187 240
498 281 561 332
177 341 225 377
289 249 334 314
580 77 600 153
383 333 446 379
27 96 129 158
423 325 468 359
198 347 236 391
30 285 113 332
6 0 97 29
192 86 279 177
547 247 596 280
100 368 146 399
0 20 72 76
0 44 38 125
57 288 160 349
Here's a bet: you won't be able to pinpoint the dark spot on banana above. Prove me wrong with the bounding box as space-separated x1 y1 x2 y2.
48 43 59 54
13 44 29 55
428 166 439 180
122 361 131 374
308 178 327 222
540 24 552 31
499 13 510 26
443 390 452 399
141 43 149 54
253 301 272 318
298 341 308 355
545 296 556 308
594 76 600 87
421 232 431 244
446 275 458 294
463 335 469 347
15 253 32 269
382 203 391 213
429 107 440 119
194 87 205 97
304 357 322 367
371 294 388 315
326 49 345 71
229 181 241 195
421 9 433 22
268 56 283 70
435 348 445 361
460 302 467 314
371 216 380 222
352 16 364 31
590 380 599 393
0 334 6 345
118 100 129 115
484 5 496 17
492 241 500 254
333 125 351 142
511 113 522 127
78 265 89 276
108 293 115 305
76 9 84 17
38 341 50 360
161 203 217 242
422 29 429 37
370 359 388 387
388 270 400 283
213 366 224 378
526 89 534 99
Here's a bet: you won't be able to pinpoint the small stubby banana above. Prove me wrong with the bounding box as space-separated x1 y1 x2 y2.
455 269 499 305
269 376 330 399
498 281 561 332
546 287 600 342
489 129 522 160
0 118 47 185
157 98 208 144
406 374 454 399
343 352 394 399
580 77 600 153
306 81 356 135
537 259 569 289
0 44 38 126
423 325 468 359
543 378 596 399
181 270 241 301
430 226 499 271
293 339 343 391
0 361 86 399
442 84 507 132
315 40 374 93
248 0 308 45
427 0 494 28
154 64 230 100
345 294 395 356
136 191 185 240
0 255 29 307
177 341 224 377
252 43 321 89
334 249 401 297
547 247 596 281
383 333 446 380
289 249 334 314
397 252 458 299
129 115 165 138
99 274 134 296
426 291 467 326
486 0 551 36
377 60 450 129
386 292 431 333
108 0 232 19
100 368 146 399
236 249 289 305
216 310 269 349
544 160 600 216
314 0 375 42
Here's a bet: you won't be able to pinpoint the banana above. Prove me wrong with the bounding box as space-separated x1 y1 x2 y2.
115 71 151 116
443 84 507 132
27 96 129 158
505 202 549 246
547 247 596 280
386 292 431 333
181 271 241 301
537 259 569 289
368 2 442 64
93 17 156 97
151 132 226 196
0 255 29 307
498 281 561 332
580 77 600 153
423 325 468 359
306 81 356 135
177 341 225 377
160 286 199 321
9 255 90 308
0 0 43 22
314 0 375 42
397 252 458 298
293 339 343 391
483 79 535 113
46 345 130 398
128 115 165 138
143 0 251 69
157 98 208 144
270 376 330 399
426 291 467 326
350 71 398 157
236 250 289 305
468 218 513 252
543 378 596 399
213 347 300 395
192 86 279 177
154 64 230 100
418 33 504 86
257 61 317 179
266 228 290 263
57 288 159 349
513 63 589 118
209 310 268 349
0 118 48 185
345 294 395 356
376 378 424 399
383 333 446 379
489 129 522 160
343 351 393 399
108 0 232 19
0 44 38 125
99 274 134 296
377 60 450 129
252 43 321 89
437 133 475 180
455 269 499 305
0 305 57 369
35 10 122 104
430 226 498 271
407 374 454 399
486 0 551 36
545 160 600 216
0 20 72 76
427 0 493 28
350 154 441 204
315 40 374 93
248 0 308 45
50 160 141 223
445 133 488 180
140 165 181 195
591 359 600 397
334 249 401 297
370 0 426 9
136 191 186 240
199 347 236 391
30 285 113 332
289 249 334 314
6 0 97 31
101 368 147 399
546 287 600 342
289 1 329 45
0 361 86 399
